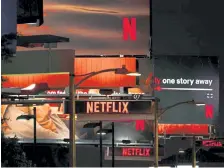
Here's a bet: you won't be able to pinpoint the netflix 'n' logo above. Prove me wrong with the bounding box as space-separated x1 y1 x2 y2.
123 18 136 41
205 104 214 119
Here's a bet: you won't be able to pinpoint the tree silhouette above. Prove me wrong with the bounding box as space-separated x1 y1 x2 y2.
1 33 17 63
1 133 33 167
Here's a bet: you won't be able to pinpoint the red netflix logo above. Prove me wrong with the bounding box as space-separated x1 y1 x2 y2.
122 148 151 157
135 120 145 131
205 104 214 119
123 18 136 41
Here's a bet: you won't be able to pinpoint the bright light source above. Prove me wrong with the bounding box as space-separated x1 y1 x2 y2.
196 103 206 106
176 166 199 168
21 84 36 90
178 148 185 153
127 72 141 76
97 132 106 135
148 167 171 168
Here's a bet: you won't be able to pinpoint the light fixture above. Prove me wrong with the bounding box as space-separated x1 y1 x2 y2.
122 140 131 144
21 83 49 94
97 132 106 135
96 129 112 135
115 65 141 76
126 72 141 76
178 148 185 154
21 84 36 90
196 103 206 106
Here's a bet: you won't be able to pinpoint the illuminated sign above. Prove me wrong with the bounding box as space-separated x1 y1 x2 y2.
123 18 136 41
122 147 150 157
74 101 152 114
202 140 222 147
105 147 164 160
158 124 210 135
87 102 129 114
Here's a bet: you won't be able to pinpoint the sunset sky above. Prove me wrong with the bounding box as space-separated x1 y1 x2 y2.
17 0 150 55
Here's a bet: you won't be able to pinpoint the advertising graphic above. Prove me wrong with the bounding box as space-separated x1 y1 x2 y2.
17 0 149 55
2 58 136 88
154 56 219 124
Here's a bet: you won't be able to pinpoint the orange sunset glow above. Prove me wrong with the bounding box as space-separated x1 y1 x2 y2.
17 0 149 55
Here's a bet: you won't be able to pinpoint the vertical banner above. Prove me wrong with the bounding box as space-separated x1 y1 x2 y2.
1 0 17 59
17 0 149 55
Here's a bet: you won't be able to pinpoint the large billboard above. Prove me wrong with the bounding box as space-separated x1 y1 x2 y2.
17 0 149 55
2 57 136 87
154 56 219 124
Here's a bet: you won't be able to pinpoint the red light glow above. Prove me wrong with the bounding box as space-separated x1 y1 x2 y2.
205 104 214 119
158 124 209 135
202 140 222 147
122 148 151 157
135 120 145 131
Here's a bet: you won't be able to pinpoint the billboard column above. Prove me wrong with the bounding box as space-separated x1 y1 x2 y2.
154 99 159 167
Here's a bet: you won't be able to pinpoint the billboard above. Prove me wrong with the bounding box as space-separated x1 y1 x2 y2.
2 57 136 88
1 99 152 140
17 0 149 55
154 56 219 124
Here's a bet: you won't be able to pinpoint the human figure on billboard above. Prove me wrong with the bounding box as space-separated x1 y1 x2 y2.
1 104 77 139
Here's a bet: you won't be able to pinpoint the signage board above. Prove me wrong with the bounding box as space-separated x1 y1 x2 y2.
2 57 136 87
105 146 164 161
75 100 152 114
153 56 219 124
202 140 222 147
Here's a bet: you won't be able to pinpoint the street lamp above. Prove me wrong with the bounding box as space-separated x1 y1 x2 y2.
96 123 115 167
154 100 205 168
69 65 140 167
16 107 37 165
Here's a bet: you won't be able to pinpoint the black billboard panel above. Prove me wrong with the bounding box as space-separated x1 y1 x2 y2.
17 0 43 26
154 56 219 124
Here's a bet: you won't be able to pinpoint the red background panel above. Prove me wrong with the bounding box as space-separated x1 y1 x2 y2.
2 58 136 88
158 124 209 135
74 58 136 88
2 73 69 89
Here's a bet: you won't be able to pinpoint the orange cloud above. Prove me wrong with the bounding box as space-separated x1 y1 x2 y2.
66 27 121 39
43 4 148 16
17 25 54 36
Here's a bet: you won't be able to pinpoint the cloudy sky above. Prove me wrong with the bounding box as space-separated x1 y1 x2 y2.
17 0 149 55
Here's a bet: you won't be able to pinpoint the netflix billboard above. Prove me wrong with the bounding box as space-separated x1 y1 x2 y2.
154 56 219 124
2 58 136 88
17 0 149 55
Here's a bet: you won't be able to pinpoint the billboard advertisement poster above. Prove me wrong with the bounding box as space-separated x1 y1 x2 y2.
1 100 153 141
17 0 149 55
153 56 219 124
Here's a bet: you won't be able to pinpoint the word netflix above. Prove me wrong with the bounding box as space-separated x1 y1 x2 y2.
123 18 136 41
86 102 129 113
122 148 151 157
